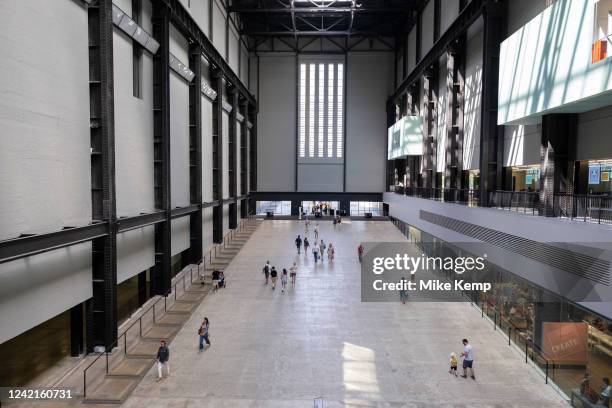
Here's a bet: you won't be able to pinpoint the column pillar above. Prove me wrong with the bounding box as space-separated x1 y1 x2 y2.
478 0 506 206
539 114 577 216
189 43 203 264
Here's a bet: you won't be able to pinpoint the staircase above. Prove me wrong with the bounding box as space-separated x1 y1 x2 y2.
81 218 262 404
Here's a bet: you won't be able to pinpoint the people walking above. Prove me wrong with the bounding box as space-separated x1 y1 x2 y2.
262 261 271 285
303 237 310 256
295 235 302 254
358 244 364 263
156 340 170 381
290 262 297 284
305 217 310 233
327 243 335 262
319 240 325 260
314 223 319 240
270 266 278 290
198 317 210 351
313 245 320 263
400 277 408 304
333 217 337 230
460 338 475 380
281 268 288 293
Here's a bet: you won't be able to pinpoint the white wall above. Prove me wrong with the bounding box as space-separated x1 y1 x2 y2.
223 204 229 232
229 26 239 74
463 18 483 170
421 1 435 57
257 54 296 191
0 243 92 344
202 95 214 202
202 207 214 252
345 53 394 192
113 0 156 283
169 25 190 208
212 0 226 60
407 27 417 74
576 105 612 161
0 0 93 343
440 0 460 34
503 124 541 166
178 0 210 37
0 0 91 239
171 216 190 256
499 0 612 125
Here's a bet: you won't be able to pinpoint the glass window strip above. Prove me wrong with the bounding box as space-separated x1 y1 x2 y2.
309 64 315 157
337 63 344 158
318 64 325 157
299 64 306 158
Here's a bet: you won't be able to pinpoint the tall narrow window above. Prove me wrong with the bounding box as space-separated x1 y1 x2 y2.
298 61 344 159
132 0 143 99
318 64 325 157
336 63 344 158
327 64 334 157
309 64 315 157
299 64 306 157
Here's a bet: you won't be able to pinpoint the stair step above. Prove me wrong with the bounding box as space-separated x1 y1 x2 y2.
142 325 178 340
83 376 137 404
127 340 159 358
156 313 188 326
108 357 151 377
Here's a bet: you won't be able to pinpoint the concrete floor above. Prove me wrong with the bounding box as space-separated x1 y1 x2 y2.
123 220 569 408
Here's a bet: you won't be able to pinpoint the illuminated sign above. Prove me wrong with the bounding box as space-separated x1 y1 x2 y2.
387 116 423 160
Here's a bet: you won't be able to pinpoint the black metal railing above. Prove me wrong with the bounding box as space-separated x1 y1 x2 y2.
489 190 540 214
553 193 612 225
397 187 480 207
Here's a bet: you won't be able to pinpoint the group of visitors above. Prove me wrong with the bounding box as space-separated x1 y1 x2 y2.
579 371 611 406
262 260 298 293
295 227 335 264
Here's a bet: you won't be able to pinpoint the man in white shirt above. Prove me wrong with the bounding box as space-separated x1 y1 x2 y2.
460 338 475 380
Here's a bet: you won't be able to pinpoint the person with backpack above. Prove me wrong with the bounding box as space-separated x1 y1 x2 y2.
262 261 271 284
295 235 302 254
270 266 278 290
198 317 210 351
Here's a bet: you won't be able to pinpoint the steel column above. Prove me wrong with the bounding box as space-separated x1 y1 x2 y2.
240 99 249 218
189 43 203 264
444 40 465 191
422 66 438 189
152 0 172 295
212 70 224 243
478 0 505 206
228 88 238 229
87 0 118 352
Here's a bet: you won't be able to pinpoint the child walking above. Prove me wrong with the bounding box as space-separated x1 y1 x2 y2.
449 352 458 376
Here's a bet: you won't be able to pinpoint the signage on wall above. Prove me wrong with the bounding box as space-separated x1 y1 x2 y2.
387 115 424 160
112 4 160 54
201 82 218 101
589 165 601 184
169 53 195 82
542 322 588 364
222 100 233 113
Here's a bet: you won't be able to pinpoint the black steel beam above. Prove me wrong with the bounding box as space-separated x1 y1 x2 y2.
390 0 483 104
152 0 172 296
444 40 465 191
160 0 255 106
421 67 438 189
189 43 203 265
117 212 166 232
87 0 118 352
231 7 415 13
171 205 201 219
0 223 108 264
250 191 383 202
240 100 248 200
